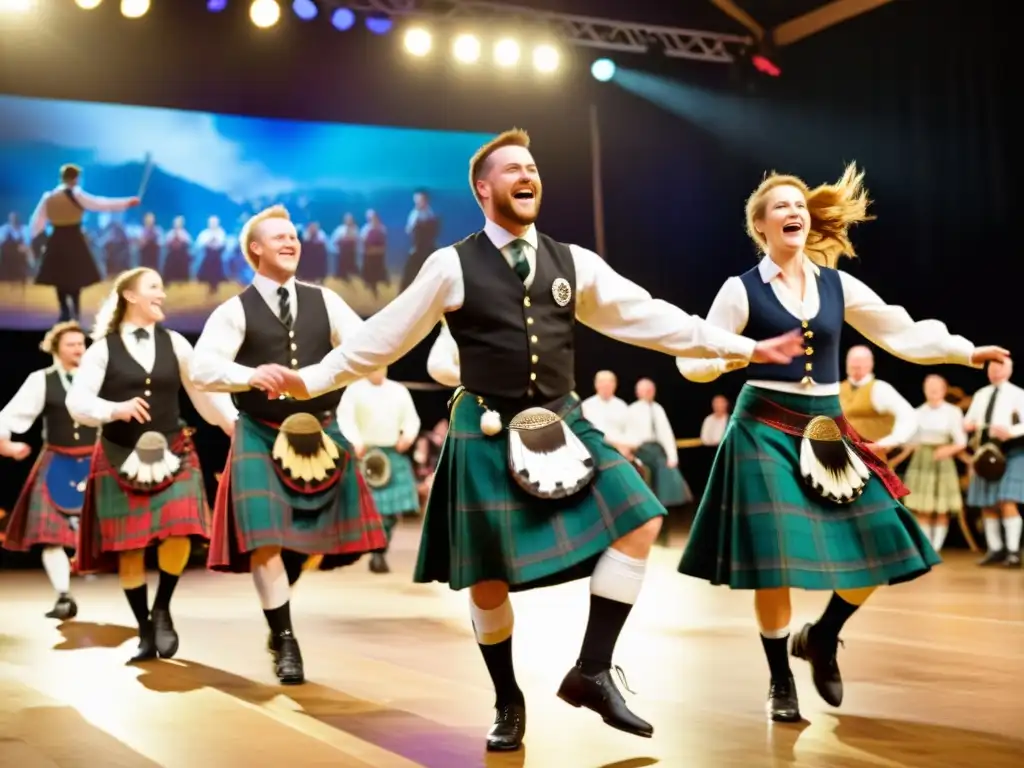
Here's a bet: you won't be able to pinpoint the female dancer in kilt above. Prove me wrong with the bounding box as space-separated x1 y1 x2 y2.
903 374 968 552
271 129 805 750
66 267 237 663
676 163 1008 723
190 205 386 686
0 321 96 620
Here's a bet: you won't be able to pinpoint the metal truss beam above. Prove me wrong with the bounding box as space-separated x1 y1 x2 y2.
324 0 753 64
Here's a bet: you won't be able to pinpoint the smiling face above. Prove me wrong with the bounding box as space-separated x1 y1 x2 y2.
56 329 86 369
754 184 811 256
251 215 301 278
123 268 166 324
476 143 542 228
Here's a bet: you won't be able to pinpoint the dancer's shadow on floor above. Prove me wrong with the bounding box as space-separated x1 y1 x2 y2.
51 622 138 651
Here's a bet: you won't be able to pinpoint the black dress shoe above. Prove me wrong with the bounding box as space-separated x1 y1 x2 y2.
486 701 526 752
767 675 801 723
978 549 1007 566
556 663 653 738
270 629 304 685
45 594 77 620
369 552 390 574
790 623 843 707
152 608 179 659
1004 551 1021 568
129 623 158 663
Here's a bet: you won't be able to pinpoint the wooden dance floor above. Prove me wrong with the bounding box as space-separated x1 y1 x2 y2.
2 524 1022 768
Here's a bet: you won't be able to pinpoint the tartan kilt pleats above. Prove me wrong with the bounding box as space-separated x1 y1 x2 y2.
634 441 693 507
366 447 420 517
207 413 386 573
2 446 91 552
902 445 964 515
76 430 209 574
678 384 940 591
413 391 666 592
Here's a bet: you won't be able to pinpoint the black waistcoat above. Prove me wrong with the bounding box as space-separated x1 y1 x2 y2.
98 327 182 447
738 265 845 384
447 230 576 401
43 370 97 448
232 282 341 422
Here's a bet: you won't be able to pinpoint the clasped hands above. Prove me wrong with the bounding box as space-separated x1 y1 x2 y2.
249 364 310 400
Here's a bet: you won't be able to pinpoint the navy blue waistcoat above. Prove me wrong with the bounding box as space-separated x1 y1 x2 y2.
738 265 845 384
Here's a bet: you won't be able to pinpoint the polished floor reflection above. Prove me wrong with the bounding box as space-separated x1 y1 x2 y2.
1 525 1022 768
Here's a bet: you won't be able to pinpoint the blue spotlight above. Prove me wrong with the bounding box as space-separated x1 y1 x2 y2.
292 0 317 20
591 58 616 82
331 7 355 30
207 0 227 11
365 15 392 35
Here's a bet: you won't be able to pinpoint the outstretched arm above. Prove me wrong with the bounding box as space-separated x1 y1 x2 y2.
675 277 752 383
0 370 47 441
190 298 255 393
296 249 461 398
869 380 918 448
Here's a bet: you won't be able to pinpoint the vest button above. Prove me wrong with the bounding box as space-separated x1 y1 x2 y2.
531 354 538 363
291 343 297 351
291 358 298 366
804 330 814 339
530 372 537 381
523 297 531 307
289 330 295 338
805 362 813 371
144 390 151 396
526 317 534 325
530 335 538 343
805 347 814 356
73 432 80 441
145 378 151 385
801 320 809 328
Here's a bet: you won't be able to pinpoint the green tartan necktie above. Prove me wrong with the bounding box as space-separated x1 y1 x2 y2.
507 239 530 282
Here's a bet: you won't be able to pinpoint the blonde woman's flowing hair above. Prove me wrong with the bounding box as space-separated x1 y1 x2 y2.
745 162 874 268
39 320 85 356
91 267 156 340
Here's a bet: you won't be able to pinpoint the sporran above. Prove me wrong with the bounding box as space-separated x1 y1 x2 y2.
798 415 871 504
507 407 595 500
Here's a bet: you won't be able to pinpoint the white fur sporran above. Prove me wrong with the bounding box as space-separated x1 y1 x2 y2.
119 431 181 486
507 407 595 500
799 416 871 504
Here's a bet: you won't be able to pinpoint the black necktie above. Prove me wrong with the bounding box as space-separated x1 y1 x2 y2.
66 372 74 384
982 386 1000 443
133 327 150 341
277 286 293 327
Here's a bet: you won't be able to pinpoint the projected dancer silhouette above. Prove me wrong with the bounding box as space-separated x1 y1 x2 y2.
30 164 139 322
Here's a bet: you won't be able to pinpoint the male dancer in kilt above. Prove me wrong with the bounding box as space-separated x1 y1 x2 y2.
675 163 1008 722
0 321 96 620
190 205 386 685
270 129 806 750
337 367 422 574
67 267 237 663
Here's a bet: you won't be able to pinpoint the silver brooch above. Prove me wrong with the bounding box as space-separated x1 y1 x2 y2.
551 277 571 307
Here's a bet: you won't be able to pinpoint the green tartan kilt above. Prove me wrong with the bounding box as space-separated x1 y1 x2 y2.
414 390 666 592
366 446 420 516
903 446 963 515
635 441 693 507
678 384 940 591
207 413 386 573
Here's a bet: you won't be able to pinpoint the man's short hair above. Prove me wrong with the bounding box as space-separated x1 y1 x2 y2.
239 204 291 269
467 128 530 204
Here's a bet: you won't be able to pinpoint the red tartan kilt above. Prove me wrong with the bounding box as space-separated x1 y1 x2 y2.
2 446 90 552
207 443 385 573
77 431 208 574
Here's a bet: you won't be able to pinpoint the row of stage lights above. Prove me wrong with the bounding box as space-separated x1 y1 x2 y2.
402 28 561 74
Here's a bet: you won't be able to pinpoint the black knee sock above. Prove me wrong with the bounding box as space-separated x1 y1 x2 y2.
478 637 524 706
281 550 306 586
263 602 294 636
124 585 150 630
578 595 634 675
760 634 792 682
152 570 179 612
812 593 860 644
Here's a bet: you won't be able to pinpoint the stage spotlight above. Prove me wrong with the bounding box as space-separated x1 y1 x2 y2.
331 7 355 30
591 58 615 82
75 0 102 9
250 0 280 28
494 38 520 67
403 27 431 56
292 0 316 21
120 0 149 18
533 44 559 73
453 33 481 64
365 15 392 35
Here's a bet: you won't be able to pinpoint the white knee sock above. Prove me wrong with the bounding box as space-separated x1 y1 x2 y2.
1004 516 1022 553
984 517 1004 552
252 558 290 611
590 548 647 605
470 597 514 645
41 546 71 595
932 523 949 551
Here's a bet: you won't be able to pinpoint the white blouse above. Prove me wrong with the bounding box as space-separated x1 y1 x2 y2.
912 401 967 447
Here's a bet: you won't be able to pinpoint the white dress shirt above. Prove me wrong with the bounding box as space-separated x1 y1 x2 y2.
913 401 968 447
300 218 760 397
846 373 918 448
426 321 461 388
189 273 365 392
677 255 978 394
66 323 237 432
30 185 135 238
337 378 421 450
580 394 631 446
625 399 678 463
700 413 729 446
0 366 75 442
965 382 1024 440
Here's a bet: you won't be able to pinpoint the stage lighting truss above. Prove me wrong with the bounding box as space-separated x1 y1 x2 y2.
320 0 752 64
